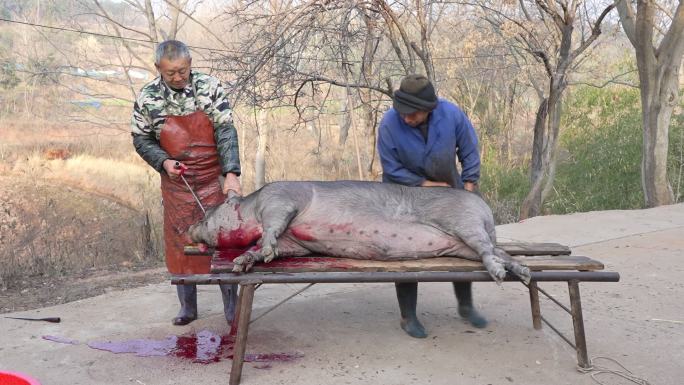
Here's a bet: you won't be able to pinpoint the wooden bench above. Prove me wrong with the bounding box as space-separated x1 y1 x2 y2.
173 242 619 385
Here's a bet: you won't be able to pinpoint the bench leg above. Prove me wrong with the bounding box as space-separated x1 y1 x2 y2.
568 280 590 368
528 281 542 330
230 283 257 385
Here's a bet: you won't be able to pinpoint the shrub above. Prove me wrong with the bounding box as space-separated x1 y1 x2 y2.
548 86 644 213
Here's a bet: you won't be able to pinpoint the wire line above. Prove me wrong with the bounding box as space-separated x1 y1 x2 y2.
0 17 516 63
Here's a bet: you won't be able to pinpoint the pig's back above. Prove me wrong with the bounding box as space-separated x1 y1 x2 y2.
267 181 484 260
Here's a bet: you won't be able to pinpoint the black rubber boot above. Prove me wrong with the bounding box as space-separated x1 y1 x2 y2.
453 282 488 328
395 282 427 338
172 284 198 326
220 283 238 324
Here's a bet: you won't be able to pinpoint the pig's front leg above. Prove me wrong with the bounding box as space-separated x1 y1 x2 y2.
232 245 262 272
258 202 298 264
232 203 298 272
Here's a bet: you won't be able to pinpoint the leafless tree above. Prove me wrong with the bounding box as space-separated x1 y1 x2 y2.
474 0 616 219
214 0 446 180
432 10 527 164
28 0 207 129
616 0 684 207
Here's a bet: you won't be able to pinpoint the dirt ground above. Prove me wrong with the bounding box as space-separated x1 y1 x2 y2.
1 204 683 385
0 264 166 314
0 173 165 313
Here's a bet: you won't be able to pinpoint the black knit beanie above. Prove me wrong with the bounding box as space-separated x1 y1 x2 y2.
393 74 437 114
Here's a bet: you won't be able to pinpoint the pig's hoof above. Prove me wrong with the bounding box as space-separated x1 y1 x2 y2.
487 265 506 283
232 255 251 272
232 255 258 272
507 262 531 284
517 266 531 284
263 250 276 264
400 317 427 338
502 259 531 284
483 255 506 283
261 244 278 263
458 305 488 328
233 251 262 270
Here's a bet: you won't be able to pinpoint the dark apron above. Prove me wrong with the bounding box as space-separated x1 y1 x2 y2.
159 89 225 274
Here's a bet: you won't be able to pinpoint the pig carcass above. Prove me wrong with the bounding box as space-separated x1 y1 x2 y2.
188 181 530 282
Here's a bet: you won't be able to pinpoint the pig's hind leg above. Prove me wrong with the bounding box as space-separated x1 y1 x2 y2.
448 226 507 283
493 248 531 284
455 228 530 284
233 203 298 272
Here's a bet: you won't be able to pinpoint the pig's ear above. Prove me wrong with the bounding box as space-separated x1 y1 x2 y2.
226 190 241 205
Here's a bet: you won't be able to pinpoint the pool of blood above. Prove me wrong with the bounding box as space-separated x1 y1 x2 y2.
84 330 303 365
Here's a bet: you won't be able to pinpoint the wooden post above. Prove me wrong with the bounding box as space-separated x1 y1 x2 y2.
528 281 542 330
230 283 257 385
568 280 590 368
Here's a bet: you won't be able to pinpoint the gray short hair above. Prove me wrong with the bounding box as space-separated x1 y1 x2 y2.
155 40 191 65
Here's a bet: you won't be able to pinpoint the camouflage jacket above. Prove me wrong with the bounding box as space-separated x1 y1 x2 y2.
130 70 241 175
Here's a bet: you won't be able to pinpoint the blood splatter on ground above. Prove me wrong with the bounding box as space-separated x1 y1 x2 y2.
45 330 303 366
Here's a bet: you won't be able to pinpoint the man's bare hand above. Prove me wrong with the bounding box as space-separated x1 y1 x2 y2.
163 159 186 179
421 180 450 187
222 172 242 195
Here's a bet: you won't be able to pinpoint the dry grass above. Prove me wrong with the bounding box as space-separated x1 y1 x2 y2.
14 153 159 210
1 119 158 207
0 121 164 290
0 176 158 290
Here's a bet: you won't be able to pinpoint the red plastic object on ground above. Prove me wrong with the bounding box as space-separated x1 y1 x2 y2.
0 371 41 385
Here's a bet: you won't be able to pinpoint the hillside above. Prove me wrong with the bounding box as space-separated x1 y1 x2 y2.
0 175 165 313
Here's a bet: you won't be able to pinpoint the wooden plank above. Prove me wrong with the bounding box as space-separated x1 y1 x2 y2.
514 255 604 271
497 242 571 256
186 241 572 257
211 255 603 274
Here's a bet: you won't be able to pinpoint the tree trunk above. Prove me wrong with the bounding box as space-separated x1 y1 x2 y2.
144 0 158 46
361 10 379 177
635 28 679 207
541 92 563 203
520 81 564 219
254 109 269 190
339 90 351 146
519 97 548 219
617 0 683 207
167 0 181 40
639 70 677 206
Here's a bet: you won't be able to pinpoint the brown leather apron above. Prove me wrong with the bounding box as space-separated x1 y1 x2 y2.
159 88 225 274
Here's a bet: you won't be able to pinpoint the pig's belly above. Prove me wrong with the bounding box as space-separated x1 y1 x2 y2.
278 220 478 260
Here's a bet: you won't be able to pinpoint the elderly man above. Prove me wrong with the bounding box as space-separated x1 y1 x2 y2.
377 74 488 338
131 40 241 326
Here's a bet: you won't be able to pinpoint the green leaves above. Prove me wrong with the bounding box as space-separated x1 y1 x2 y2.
550 86 643 212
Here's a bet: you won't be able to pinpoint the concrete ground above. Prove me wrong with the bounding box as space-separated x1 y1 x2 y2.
1 204 683 385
